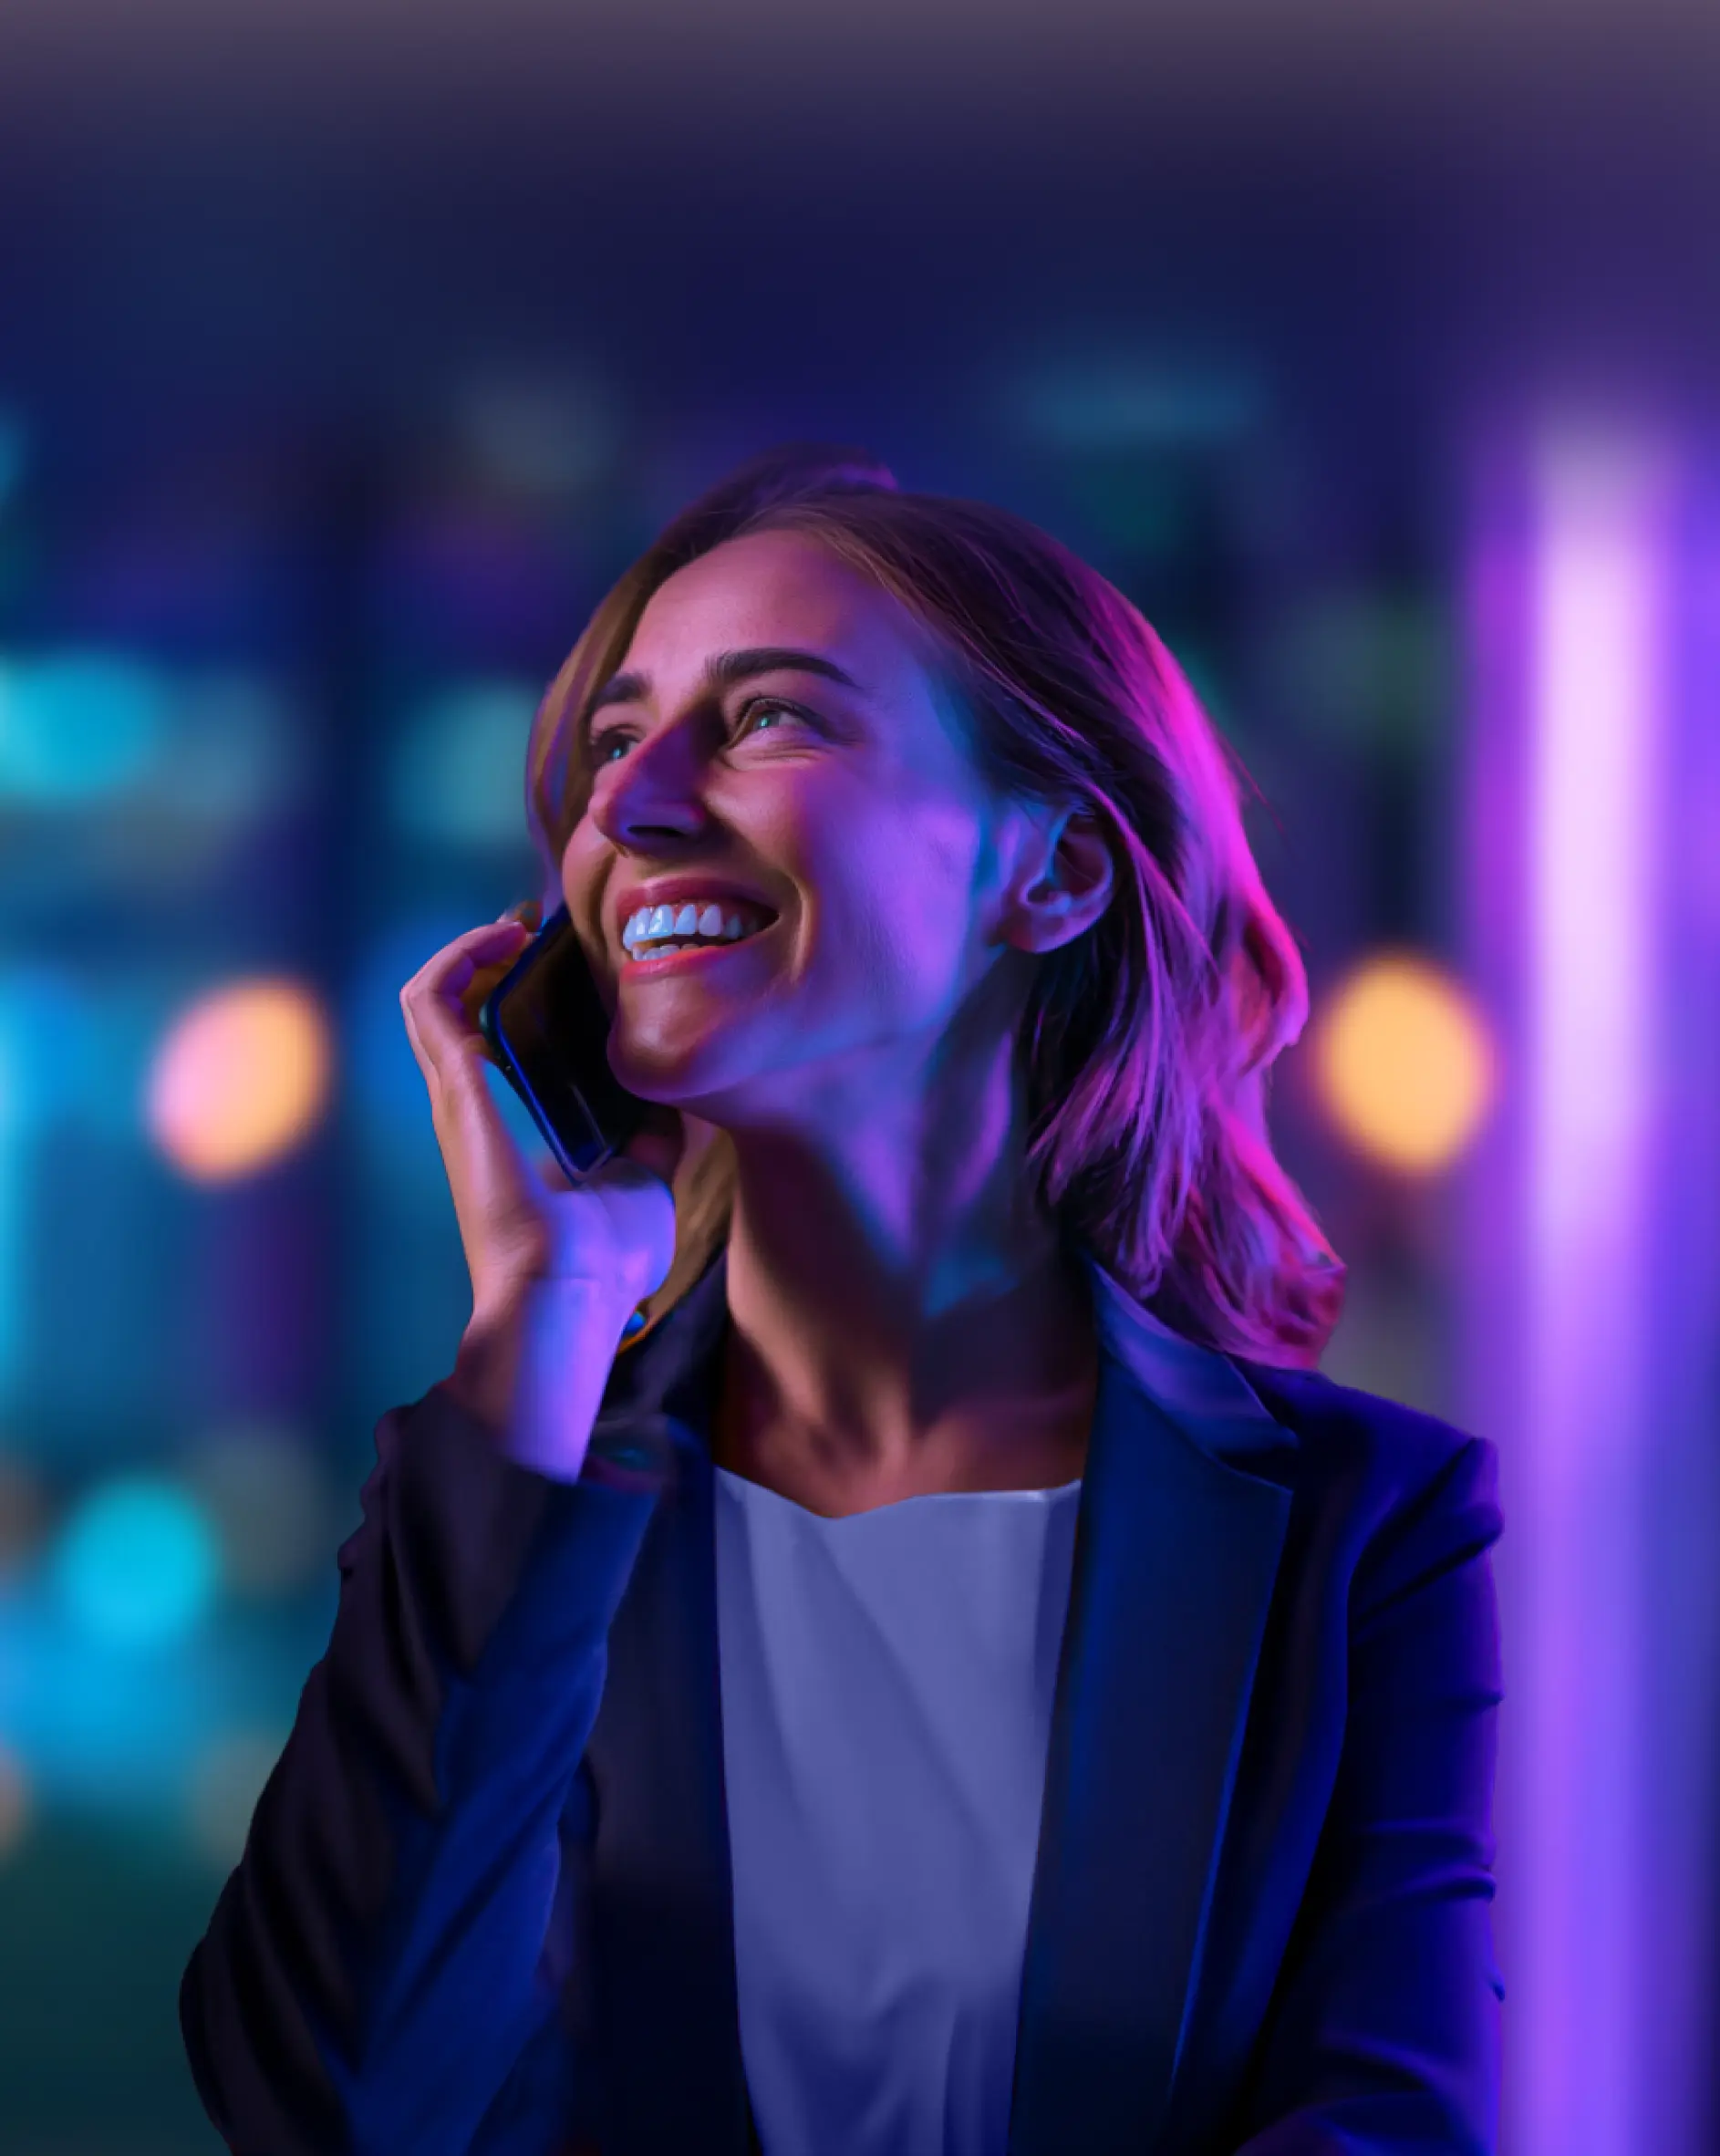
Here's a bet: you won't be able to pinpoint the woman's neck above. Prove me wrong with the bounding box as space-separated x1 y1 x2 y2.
710 1125 1098 1503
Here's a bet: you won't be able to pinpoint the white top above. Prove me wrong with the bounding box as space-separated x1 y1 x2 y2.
712 1464 1083 2156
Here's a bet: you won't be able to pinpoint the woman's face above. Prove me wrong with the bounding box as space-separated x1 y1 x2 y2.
560 527 1054 1126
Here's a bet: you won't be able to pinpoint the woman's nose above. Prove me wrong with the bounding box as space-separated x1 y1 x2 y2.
588 728 712 848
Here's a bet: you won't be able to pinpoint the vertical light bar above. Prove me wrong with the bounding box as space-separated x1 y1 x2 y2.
1519 430 1667 2154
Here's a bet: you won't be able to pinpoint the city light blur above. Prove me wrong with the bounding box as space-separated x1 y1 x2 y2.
1 3 1716 2150
145 978 333 1183
1313 951 1496 1174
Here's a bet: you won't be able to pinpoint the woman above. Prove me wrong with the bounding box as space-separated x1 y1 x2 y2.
181 446 1505 2155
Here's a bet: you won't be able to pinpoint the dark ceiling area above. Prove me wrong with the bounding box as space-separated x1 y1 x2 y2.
1 0 1715 468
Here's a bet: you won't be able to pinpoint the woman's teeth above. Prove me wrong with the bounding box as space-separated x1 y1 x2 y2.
622 901 767 959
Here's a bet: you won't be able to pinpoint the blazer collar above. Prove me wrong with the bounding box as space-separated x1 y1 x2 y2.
591 1239 1294 1463
583 1244 1297 2156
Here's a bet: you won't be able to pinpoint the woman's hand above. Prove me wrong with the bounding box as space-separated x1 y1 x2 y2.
399 899 685 1475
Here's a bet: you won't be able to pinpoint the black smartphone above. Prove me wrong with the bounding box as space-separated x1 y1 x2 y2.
477 901 650 1183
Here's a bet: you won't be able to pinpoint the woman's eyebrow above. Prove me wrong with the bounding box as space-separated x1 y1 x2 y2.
589 646 864 714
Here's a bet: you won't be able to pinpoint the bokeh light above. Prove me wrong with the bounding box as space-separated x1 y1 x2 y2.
1314 951 1497 1174
1273 595 1450 758
0 649 167 804
387 679 540 847
0 964 92 1139
48 1475 220 1650
1009 354 1265 448
178 1421 336 1599
458 375 620 496
145 978 333 1183
157 672 306 825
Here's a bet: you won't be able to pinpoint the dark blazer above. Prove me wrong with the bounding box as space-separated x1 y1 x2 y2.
181 1243 1505 2156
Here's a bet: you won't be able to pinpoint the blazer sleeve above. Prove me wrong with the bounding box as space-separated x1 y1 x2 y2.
1228 1433 1507 2156
178 1377 658 2156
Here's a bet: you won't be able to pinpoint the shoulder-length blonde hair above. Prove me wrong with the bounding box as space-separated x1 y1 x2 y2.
523 444 1344 1369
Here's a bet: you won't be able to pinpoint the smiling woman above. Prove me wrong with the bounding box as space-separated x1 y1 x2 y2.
526 443 1346 1372
181 443 1503 2156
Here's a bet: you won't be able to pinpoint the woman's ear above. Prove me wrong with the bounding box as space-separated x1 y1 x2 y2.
1010 805 1115 956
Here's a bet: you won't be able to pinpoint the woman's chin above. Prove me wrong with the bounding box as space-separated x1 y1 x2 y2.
608 1042 728 1113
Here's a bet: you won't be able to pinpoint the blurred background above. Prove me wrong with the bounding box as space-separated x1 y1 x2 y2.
0 2 1717 2150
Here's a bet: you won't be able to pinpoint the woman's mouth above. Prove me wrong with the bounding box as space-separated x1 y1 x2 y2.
621 917 776 973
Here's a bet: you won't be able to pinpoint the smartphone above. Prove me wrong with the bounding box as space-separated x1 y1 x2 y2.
477 901 651 1183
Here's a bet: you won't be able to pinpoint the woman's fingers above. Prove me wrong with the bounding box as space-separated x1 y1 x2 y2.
399 913 553 1312
401 917 527 1082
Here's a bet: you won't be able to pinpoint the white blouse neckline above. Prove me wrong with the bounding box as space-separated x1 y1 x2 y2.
712 1462 1083 1521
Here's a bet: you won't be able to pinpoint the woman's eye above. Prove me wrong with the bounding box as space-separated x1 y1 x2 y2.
737 698 794 735
586 699 798 769
587 727 635 765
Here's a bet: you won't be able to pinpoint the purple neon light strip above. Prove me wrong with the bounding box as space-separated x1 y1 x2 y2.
1521 430 1668 2156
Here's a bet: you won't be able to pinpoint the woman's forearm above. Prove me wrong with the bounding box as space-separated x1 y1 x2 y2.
179 1377 657 2155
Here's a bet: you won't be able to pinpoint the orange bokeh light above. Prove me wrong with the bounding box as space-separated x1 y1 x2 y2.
1314 952 1497 1175
146 978 333 1183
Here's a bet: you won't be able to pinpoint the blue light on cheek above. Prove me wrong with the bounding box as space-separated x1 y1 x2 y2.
48 1477 221 1650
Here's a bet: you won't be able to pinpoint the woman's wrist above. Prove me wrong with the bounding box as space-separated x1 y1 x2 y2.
451 1278 638 1448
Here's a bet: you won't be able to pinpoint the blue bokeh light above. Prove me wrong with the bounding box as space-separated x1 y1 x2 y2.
48 1476 221 1650
1009 356 1266 448
171 671 306 823
387 680 540 846
0 650 167 804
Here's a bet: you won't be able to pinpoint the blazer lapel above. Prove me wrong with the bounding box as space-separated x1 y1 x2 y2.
1005 1253 1297 2156
578 1244 1296 2156
582 1252 757 2156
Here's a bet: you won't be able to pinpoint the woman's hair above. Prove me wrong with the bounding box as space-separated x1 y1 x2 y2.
523 443 1345 1369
